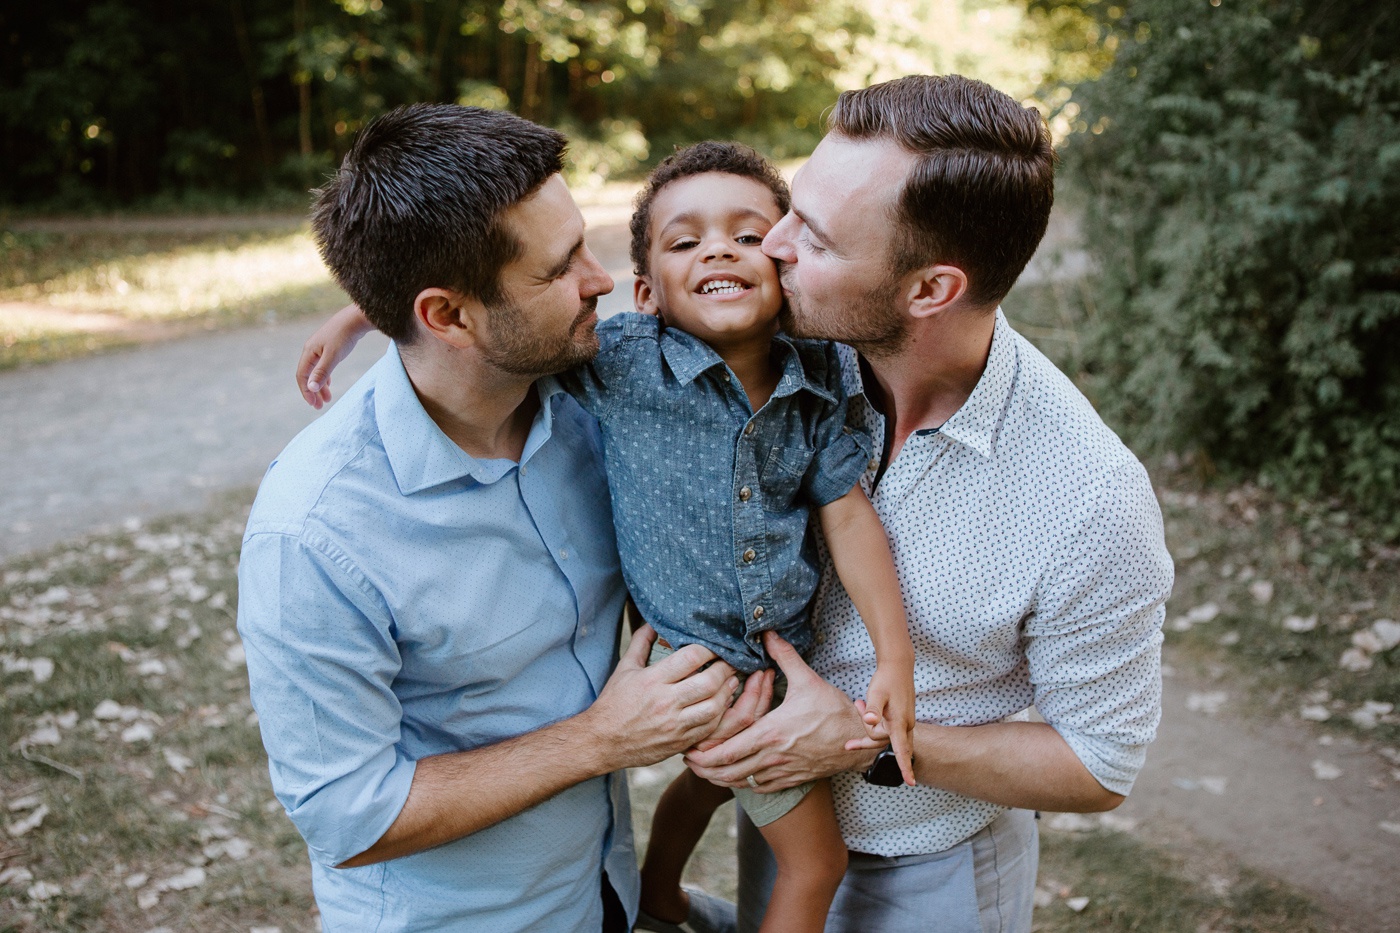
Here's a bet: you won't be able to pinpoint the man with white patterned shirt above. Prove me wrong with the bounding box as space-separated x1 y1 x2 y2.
686 75 1173 932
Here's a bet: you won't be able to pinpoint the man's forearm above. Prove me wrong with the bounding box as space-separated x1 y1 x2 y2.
339 712 612 867
911 720 1124 813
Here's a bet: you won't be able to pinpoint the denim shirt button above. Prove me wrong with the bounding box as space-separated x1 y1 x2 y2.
842 425 853 435
743 422 756 436
752 605 765 620
742 548 756 563
738 486 752 502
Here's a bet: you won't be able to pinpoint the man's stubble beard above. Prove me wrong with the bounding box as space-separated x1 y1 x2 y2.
481 297 600 377
776 262 909 359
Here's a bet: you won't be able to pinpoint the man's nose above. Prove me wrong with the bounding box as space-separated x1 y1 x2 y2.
579 246 614 298
762 213 797 263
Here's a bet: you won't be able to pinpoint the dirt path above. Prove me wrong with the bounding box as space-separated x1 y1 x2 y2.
1121 659 1400 931
2 210 1394 931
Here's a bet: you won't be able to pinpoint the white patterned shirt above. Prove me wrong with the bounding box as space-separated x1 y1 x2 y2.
810 309 1174 857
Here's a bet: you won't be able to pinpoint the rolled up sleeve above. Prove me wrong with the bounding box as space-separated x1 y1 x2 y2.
237 529 417 867
1024 461 1174 797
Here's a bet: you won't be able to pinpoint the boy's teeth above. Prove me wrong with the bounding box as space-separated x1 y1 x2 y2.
701 280 745 294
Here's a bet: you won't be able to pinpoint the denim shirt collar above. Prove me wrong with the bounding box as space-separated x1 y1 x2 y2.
657 322 838 404
838 307 1017 460
374 343 559 494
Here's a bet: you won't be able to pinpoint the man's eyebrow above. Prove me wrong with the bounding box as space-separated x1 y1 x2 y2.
793 208 833 245
542 235 586 279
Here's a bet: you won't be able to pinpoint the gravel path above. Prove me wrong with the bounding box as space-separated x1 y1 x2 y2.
1 212 1395 931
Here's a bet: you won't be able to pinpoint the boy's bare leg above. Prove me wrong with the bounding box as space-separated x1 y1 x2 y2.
754 780 847 933
640 769 735 922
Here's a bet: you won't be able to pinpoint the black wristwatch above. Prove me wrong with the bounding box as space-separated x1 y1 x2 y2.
862 747 907 787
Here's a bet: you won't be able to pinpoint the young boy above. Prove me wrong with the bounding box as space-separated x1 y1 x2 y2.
295 142 915 933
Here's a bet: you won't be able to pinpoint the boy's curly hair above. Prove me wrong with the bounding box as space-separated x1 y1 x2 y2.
629 141 791 277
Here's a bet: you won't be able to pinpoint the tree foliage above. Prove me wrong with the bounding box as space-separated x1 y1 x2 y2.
1058 0 1400 531
0 0 871 204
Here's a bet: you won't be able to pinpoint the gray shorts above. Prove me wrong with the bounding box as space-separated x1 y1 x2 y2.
647 640 813 827
737 807 1039 932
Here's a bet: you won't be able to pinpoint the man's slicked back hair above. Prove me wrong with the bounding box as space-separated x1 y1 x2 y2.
829 75 1055 307
629 141 790 277
311 104 567 341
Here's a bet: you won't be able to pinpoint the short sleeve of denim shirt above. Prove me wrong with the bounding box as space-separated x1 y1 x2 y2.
238 530 415 867
555 314 639 421
797 339 872 507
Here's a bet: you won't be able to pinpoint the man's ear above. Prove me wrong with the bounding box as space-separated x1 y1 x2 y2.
413 287 484 349
905 264 969 320
633 276 662 319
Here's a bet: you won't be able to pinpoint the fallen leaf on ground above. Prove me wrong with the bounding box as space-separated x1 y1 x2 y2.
1350 701 1395 730
163 749 193 774
1173 776 1228 795
1299 705 1331 722
1311 760 1343 780
27 880 61 901
7 803 49 837
1187 603 1221 624
1186 691 1229 715
1372 619 1400 651
1249 580 1274 604
20 725 61 747
123 872 148 889
122 722 155 743
156 866 206 891
1282 615 1317 633
1379 822 1400 836
0 867 35 886
1339 648 1374 673
6 794 42 812
1065 896 1090 912
1033 887 1055 908
1047 812 1097 832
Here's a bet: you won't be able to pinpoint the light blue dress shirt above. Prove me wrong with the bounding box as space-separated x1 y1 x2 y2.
237 344 635 932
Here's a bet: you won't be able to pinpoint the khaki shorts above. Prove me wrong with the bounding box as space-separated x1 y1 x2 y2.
648 640 813 827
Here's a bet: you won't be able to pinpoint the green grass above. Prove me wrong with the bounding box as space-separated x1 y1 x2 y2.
0 224 348 371
1 484 1357 930
1036 828 1330 932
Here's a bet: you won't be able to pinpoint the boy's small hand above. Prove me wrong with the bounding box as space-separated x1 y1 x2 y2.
863 667 916 786
295 304 373 409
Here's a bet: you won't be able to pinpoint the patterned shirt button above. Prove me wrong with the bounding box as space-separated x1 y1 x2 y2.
816 631 826 645
738 486 752 502
867 457 879 471
742 548 756 563
752 605 765 620
744 422 756 436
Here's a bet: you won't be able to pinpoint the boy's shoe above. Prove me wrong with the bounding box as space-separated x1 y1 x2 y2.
634 886 738 933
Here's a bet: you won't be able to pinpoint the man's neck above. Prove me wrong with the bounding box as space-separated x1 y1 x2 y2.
862 308 997 463
400 344 538 462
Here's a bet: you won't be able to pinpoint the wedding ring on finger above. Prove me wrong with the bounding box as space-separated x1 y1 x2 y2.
746 774 760 789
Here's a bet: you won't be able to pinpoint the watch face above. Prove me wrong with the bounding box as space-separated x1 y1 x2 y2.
864 749 903 787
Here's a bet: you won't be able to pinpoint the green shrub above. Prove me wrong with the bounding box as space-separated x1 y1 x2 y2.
1060 0 1400 535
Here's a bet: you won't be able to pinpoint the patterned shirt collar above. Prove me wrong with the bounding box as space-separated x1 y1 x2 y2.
659 325 838 403
375 342 559 493
838 307 1017 460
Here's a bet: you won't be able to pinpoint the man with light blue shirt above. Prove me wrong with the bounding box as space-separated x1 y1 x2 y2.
236 104 739 931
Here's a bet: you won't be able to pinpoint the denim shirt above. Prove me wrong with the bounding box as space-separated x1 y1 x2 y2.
555 312 871 674
238 345 635 931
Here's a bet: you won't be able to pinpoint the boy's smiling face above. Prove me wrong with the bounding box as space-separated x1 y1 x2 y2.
637 172 785 350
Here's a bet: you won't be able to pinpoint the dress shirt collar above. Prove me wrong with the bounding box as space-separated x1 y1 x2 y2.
659 324 838 403
374 343 559 494
839 308 1017 460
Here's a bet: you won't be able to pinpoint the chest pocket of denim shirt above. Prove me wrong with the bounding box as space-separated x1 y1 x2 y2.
759 445 814 512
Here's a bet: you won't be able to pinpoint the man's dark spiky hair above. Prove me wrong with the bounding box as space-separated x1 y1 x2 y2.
311 103 567 341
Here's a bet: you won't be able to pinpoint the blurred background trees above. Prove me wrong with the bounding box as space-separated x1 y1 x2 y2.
3 0 1395 528
0 0 1054 204
1053 0 1400 533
